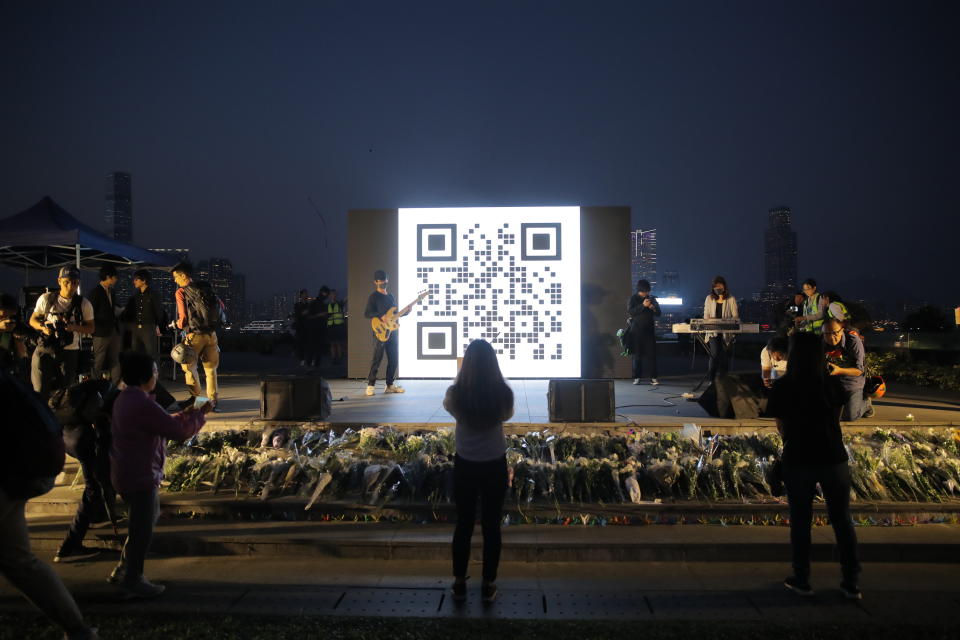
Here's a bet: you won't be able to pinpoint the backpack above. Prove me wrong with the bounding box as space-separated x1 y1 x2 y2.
0 370 65 499
183 281 226 332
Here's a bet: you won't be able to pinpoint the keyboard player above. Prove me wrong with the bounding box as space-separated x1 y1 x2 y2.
703 276 739 380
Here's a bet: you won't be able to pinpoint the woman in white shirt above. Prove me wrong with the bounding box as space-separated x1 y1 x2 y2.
443 339 513 604
703 276 738 380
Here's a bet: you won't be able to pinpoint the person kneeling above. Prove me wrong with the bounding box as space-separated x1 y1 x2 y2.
109 351 211 598
822 318 874 420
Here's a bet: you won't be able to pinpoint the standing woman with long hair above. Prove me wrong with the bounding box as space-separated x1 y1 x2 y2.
766 333 861 598
444 339 514 603
703 276 738 379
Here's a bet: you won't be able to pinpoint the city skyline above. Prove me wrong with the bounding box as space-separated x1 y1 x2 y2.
1 2 956 309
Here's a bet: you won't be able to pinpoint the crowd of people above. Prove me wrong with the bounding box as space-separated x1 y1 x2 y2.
0 267 878 638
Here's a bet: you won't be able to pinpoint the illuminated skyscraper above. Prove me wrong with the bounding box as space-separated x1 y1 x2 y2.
105 172 132 242
630 228 657 288
763 207 798 300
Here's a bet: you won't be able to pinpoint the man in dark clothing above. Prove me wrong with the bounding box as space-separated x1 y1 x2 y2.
364 270 404 396
292 289 311 366
307 287 330 368
627 279 661 385
88 265 122 383
121 270 166 358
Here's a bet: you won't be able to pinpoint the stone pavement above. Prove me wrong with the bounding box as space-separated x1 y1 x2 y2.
2 555 959 623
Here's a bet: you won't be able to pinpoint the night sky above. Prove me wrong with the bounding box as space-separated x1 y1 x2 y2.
2 1 957 309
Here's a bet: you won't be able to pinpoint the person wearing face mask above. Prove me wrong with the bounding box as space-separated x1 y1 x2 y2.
702 276 739 380
822 318 874 420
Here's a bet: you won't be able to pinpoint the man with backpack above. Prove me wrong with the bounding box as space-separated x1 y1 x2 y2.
0 370 100 639
28 266 95 401
172 262 223 409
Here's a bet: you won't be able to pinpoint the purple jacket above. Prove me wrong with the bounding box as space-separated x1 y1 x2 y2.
110 387 205 493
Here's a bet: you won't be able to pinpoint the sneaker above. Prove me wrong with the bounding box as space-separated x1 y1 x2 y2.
651 378 660 386
107 564 126 585
451 580 467 602
632 378 641 385
840 582 862 600
365 385 375 396
784 575 813 597
119 577 165 599
481 582 498 603
54 545 101 563
862 406 875 419
385 384 405 394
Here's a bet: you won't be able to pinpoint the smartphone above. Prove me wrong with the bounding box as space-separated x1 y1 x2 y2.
193 396 211 409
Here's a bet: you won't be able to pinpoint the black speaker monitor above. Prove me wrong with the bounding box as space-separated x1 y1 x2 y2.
548 379 615 422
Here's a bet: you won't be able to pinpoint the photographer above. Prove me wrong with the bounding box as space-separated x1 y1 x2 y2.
29 267 94 401
0 293 31 379
823 317 874 420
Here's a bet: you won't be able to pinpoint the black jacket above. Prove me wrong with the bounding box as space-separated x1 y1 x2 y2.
121 287 167 329
88 285 120 338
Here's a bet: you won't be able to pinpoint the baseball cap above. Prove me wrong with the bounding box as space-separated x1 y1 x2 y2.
58 266 81 279
373 270 388 281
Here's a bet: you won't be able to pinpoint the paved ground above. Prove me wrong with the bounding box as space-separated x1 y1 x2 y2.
2 555 959 623
161 352 960 429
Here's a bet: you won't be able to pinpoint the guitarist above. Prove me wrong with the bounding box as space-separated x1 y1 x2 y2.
363 270 405 396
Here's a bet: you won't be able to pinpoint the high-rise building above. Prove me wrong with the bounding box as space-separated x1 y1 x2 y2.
147 249 190 324
763 207 798 301
230 273 246 327
106 172 134 305
105 172 133 242
630 228 657 288
660 270 679 296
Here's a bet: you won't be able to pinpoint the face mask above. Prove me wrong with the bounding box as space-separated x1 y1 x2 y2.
713 288 723 296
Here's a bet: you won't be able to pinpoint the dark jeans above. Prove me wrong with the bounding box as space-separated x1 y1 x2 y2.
130 326 158 358
452 455 508 583
119 488 160 584
706 338 730 380
60 425 113 550
783 462 861 583
631 332 658 379
92 334 122 384
840 386 871 421
367 334 398 386
31 348 79 401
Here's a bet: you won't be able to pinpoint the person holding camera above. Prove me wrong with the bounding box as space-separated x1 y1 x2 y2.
109 351 211 598
626 279 661 385
28 267 94 401
823 317 874 420
0 293 31 380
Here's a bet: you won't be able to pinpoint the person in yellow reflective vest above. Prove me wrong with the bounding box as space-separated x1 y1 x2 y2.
326 289 346 365
795 278 827 334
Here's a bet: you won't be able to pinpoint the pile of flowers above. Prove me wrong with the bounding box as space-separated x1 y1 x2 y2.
162 427 960 508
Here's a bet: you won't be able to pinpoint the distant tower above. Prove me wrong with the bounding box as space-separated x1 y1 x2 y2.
630 228 657 288
105 172 133 242
763 206 798 301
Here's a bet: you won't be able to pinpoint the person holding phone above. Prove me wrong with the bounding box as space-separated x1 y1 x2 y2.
109 351 211 598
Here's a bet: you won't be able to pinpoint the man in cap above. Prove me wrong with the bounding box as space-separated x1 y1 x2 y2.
28 266 95 401
363 270 404 396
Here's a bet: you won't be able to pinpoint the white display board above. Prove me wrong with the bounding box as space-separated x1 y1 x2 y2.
397 207 581 378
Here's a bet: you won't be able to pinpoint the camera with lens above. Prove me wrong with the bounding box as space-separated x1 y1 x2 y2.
38 314 72 352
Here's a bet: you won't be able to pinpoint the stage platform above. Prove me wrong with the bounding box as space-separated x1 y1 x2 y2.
164 372 960 434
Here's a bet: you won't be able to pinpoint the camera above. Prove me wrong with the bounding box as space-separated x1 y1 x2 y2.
38 316 71 352
788 305 799 314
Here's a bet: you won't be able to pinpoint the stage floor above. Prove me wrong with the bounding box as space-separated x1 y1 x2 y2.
168 373 960 432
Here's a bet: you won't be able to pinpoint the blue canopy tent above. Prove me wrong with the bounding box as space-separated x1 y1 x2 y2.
0 196 177 279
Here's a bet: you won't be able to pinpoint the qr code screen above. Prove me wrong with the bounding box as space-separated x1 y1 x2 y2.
398 207 581 378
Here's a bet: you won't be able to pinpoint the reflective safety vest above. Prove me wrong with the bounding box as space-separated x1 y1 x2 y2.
801 293 825 334
327 301 344 326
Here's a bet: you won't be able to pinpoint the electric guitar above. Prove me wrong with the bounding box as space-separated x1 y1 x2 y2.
371 290 431 342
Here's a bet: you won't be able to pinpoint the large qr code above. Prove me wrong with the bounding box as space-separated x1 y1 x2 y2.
398 207 581 378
